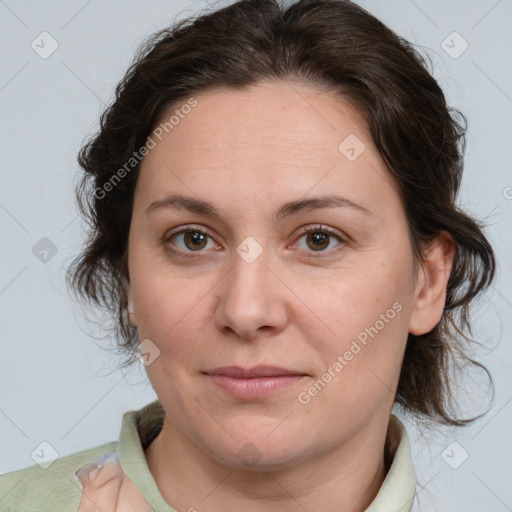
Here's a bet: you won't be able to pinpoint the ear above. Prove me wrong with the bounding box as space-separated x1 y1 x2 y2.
126 283 138 328
409 231 456 336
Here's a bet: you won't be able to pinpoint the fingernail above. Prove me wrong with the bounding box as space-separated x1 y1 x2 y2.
75 462 94 480
74 452 119 482
88 464 103 482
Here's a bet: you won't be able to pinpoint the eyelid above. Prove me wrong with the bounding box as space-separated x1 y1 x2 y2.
164 224 215 241
293 224 345 241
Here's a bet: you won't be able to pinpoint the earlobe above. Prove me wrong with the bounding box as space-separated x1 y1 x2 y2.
127 287 138 328
408 231 456 336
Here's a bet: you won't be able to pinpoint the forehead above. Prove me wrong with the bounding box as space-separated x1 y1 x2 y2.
135 81 399 219
149 80 371 164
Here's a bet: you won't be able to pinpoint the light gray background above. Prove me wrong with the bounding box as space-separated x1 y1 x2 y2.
1 0 511 510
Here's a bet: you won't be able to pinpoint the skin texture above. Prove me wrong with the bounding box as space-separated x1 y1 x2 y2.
126 80 455 512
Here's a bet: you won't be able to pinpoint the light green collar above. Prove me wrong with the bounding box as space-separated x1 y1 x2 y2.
118 401 416 512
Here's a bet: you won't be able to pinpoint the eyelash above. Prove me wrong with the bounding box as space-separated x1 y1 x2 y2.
164 224 347 258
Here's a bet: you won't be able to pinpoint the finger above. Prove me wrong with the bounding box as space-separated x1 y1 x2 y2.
75 452 124 512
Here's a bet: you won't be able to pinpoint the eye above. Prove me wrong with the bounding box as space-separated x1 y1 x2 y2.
165 226 220 254
293 225 346 254
164 224 346 257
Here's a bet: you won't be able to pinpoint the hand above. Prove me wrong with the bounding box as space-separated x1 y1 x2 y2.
75 452 154 512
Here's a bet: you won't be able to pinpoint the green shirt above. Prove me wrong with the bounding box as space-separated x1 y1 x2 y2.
0 401 416 511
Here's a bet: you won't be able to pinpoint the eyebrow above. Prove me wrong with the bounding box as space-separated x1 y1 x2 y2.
144 193 373 221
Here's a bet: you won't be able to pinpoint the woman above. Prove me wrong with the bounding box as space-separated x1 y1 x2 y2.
0 0 495 510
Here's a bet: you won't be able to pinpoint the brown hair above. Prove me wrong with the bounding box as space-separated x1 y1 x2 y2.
66 0 496 426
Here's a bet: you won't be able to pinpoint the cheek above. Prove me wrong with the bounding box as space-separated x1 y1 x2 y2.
295 276 409 432
129 259 211 357
314 268 408 344
135 273 210 411
301 257 412 396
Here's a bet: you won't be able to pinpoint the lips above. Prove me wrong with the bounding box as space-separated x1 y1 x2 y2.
204 366 308 399
204 366 307 378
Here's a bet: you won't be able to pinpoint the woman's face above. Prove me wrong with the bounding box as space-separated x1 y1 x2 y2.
127 81 429 469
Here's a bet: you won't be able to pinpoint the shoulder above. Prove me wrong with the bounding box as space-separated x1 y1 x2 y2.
0 441 117 512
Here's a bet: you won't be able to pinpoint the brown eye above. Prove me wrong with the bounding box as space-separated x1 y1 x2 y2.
305 231 330 251
295 226 346 254
182 231 208 250
166 227 218 254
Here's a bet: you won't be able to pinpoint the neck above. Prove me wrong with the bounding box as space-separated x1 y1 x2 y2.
144 413 391 512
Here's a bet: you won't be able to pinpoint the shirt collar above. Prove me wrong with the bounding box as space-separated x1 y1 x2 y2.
117 401 416 511
365 413 416 511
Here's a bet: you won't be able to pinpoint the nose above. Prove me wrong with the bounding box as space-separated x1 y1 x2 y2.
213 245 289 341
